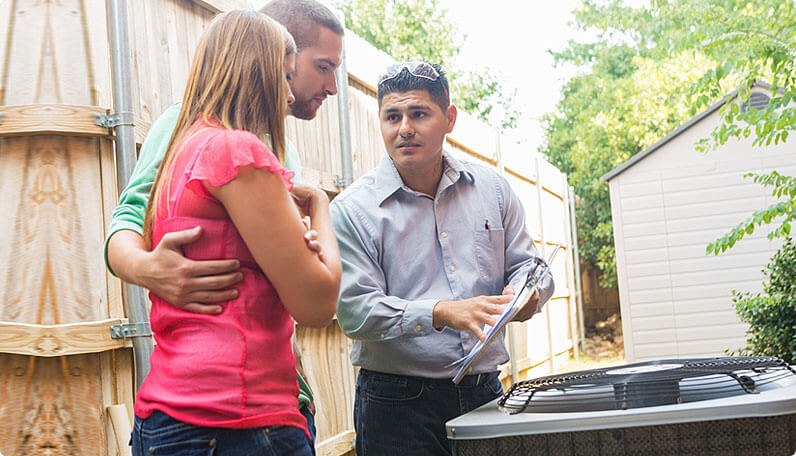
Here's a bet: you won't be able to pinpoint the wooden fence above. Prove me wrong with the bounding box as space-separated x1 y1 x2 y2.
0 1 578 455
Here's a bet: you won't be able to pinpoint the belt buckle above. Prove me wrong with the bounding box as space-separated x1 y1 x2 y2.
462 372 484 386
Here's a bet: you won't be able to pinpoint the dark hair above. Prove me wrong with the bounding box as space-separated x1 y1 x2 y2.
260 0 344 51
377 63 450 112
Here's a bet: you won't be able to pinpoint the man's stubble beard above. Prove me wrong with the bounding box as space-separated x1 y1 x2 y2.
288 97 319 120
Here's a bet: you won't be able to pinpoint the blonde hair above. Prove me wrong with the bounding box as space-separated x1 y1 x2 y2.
143 10 296 245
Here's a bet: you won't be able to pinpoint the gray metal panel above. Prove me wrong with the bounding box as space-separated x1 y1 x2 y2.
446 376 796 440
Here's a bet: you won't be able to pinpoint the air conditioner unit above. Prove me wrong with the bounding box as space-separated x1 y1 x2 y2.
446 357 796 455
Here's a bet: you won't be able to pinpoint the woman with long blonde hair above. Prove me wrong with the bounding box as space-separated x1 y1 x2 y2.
131 10 340 455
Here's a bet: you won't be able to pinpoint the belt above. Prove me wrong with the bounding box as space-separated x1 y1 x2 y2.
360 369 499 387
456 371 499 387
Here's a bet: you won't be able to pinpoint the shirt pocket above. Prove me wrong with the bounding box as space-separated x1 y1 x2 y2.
473 219 505 286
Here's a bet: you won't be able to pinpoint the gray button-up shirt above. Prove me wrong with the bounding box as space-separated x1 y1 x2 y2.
330 152 554 378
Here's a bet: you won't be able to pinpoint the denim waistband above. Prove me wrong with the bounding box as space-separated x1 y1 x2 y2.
359 368 500 387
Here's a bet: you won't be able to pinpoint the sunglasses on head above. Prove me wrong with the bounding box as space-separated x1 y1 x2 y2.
377 61 441 87
378 61 449 104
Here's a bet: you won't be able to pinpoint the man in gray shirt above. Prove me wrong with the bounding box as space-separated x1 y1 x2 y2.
330 62 554 455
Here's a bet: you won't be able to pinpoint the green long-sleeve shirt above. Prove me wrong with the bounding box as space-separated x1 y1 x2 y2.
104 102 313 408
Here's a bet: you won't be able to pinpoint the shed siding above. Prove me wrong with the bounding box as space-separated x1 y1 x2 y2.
610 91 796 361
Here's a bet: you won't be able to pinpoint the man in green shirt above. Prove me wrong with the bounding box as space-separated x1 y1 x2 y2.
104 0 344 448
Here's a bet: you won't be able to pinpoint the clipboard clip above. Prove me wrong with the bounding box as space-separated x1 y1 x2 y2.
524 245 560 288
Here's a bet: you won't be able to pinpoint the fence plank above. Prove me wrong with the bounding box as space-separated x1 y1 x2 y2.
316 430 356 456
0 319 131 357
0 104 109 137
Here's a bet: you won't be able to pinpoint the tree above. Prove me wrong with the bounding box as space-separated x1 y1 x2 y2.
541 1 716 287
730 237 796 363
681 1 796 364
336 0 458 64
541 0 795 286
335 0 520 130
679 1 796 254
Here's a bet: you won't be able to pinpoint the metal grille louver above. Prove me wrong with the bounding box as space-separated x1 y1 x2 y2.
741 92 771 112
499 357 795 414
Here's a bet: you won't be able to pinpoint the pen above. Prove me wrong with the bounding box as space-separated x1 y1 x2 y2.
485 219 491 241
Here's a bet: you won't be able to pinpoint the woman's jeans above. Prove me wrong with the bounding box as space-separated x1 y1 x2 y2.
131 407 316 456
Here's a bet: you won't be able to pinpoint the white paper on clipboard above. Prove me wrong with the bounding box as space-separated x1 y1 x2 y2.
449 245 561 384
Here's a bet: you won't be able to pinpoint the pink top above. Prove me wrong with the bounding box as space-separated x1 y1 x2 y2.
134 122 307 435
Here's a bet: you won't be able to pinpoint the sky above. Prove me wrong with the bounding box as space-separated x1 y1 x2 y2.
250 0 590 152
437 0 585 150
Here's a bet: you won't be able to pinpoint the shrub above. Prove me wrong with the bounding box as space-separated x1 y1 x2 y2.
731 237 796 363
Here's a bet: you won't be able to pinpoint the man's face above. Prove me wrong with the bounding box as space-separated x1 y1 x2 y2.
283 53 296 106
289 26 343 120
379 89 456 175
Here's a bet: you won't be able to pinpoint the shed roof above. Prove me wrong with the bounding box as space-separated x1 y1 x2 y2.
601 81 773 182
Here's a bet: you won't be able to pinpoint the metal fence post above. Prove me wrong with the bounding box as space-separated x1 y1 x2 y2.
107 0 153 391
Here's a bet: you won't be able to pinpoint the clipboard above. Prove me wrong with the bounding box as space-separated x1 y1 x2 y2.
450 245 560 384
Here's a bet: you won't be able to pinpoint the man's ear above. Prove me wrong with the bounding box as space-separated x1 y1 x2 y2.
445 104 458 134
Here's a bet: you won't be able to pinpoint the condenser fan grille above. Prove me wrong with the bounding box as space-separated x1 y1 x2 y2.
499 357 796 414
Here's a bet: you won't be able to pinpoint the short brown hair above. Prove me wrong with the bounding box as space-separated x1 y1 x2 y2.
261 0 344 51
378 63 450 112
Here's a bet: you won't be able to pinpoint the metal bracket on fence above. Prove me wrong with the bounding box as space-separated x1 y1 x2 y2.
95 112 135 129
110 322 153 339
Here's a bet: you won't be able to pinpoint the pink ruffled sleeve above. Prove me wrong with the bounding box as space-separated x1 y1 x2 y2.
186 129 294 197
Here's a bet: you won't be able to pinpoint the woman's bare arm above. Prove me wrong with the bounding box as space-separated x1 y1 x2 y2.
209 165 341 327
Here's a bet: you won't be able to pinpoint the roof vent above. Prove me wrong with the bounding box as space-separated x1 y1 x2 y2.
741 92 771 112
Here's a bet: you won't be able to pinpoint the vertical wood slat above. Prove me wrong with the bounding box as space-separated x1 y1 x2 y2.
130 0 154 125
0 0 12 104
3 0 46 104
0 136 112 325
49 0 93 104
0 354 110 456
164 1 184 101
102 349 135 455
295 323 357 447
100 136 124 319
106 403 133 456
147 0 172 118
82 0 111 108
563 179 581 359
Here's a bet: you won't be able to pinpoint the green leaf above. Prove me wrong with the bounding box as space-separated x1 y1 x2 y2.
535 0 796 280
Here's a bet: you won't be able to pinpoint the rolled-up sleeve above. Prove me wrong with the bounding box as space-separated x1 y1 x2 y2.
331 201 437 341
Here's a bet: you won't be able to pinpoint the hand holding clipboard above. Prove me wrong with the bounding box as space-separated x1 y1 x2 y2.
449 245 560 384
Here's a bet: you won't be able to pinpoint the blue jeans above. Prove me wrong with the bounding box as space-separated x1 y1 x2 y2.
131 409 314 456
354 369 503 456
300 405 317 452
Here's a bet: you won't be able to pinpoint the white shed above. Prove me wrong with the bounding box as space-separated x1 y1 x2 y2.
603 83 796 362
